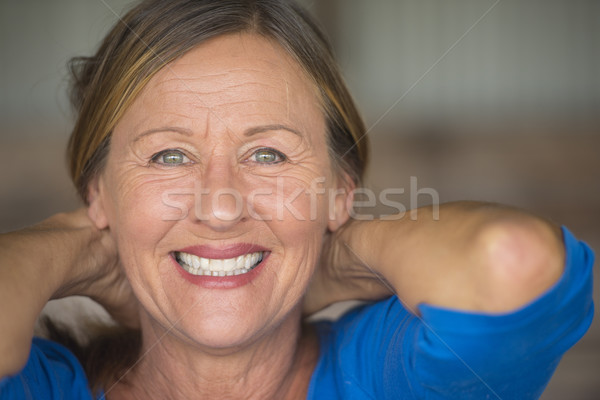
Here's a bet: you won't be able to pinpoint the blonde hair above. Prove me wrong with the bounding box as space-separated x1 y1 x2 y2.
67 0 368 203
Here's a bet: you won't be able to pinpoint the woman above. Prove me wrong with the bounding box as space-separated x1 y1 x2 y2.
0 1 593 399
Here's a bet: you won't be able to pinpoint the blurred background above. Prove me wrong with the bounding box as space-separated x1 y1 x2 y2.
1 0 598 398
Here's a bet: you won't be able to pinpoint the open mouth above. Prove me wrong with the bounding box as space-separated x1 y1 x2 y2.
174 251 265 276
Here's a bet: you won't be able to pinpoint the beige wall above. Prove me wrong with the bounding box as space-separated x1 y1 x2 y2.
1 0 598 136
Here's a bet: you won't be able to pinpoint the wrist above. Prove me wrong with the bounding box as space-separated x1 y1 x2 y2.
342 219 385 273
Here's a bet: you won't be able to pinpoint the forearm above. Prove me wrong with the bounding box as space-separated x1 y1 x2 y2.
344 201 565 314
0 211 109 377
0 229 74 375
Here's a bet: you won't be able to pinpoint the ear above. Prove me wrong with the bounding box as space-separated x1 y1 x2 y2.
327 173 355 232
87 175 109 230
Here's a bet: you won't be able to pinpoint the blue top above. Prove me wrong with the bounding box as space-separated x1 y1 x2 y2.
1 227 594 399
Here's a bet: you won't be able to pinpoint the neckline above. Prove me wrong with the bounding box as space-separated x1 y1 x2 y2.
304 320 331 400
97 321 333 400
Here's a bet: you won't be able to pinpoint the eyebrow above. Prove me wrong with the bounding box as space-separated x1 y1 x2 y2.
133 126 193 142
244 124 302 137
134 124 302 142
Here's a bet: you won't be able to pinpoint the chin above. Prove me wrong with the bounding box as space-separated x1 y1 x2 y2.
132 255 298 351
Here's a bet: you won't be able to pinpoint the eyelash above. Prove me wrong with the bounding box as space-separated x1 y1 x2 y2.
149 147 287 166
248 147 287 165
150 149 191 166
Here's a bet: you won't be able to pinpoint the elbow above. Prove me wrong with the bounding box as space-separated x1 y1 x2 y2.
475 217 565 313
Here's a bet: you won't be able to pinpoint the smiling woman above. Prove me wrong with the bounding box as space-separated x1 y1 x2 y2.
0 1 594 400
90 32 344 353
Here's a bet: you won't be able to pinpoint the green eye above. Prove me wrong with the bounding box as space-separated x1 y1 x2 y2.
151 149 189 165
253 148 286 164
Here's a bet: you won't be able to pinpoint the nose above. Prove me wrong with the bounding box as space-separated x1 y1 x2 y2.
193 160 246 231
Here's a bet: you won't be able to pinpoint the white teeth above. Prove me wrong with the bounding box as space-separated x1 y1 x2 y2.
200 258 209 270
211 259 224 271
223 258 236 271
192 256 200 269
176 251 264 276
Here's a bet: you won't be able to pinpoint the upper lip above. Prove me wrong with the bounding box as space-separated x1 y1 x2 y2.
175 243 269 259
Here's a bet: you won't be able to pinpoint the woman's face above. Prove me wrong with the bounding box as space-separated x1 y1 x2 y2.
90 33 350 348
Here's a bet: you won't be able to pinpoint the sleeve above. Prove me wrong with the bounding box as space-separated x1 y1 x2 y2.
408 226 594 399
0 337 94 400
321 226 593 400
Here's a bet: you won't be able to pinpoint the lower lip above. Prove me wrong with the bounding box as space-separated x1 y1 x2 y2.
172 253 269 289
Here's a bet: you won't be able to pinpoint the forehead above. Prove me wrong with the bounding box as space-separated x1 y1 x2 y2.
122 33 324 137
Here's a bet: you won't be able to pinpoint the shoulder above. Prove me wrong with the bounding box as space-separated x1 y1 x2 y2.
308 297 418 399
308 227 594 399
0 337 95 400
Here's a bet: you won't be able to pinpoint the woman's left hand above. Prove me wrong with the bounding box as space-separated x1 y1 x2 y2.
303 221 391 316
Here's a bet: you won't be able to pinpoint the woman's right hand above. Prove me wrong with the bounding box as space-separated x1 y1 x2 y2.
36 208 140 329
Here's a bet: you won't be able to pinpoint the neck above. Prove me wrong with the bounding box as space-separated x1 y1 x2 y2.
106 307 318 400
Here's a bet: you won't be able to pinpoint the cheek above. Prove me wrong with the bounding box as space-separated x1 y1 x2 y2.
103 168 197 252
247 172 332 264
246 169 331 223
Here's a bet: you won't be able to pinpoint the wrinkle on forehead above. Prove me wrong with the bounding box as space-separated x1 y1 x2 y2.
118 33 324 151
154 33 317 105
